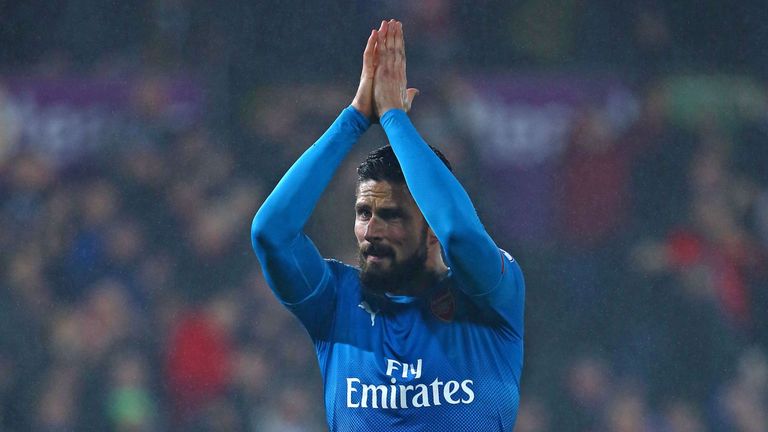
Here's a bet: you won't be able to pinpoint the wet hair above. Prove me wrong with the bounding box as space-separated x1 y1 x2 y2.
357 145 452 185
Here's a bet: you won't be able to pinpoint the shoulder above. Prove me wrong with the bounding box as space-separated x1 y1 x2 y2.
324 259 362 294
323 259 370 323
499 249 522 279
325 258 360 278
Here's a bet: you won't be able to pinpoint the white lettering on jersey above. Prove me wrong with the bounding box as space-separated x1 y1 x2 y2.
346 358 475 409
347 378 361 408
346 377 475 409
385 358 422 379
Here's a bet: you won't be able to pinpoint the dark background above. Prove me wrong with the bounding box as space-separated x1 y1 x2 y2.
1 1 767 430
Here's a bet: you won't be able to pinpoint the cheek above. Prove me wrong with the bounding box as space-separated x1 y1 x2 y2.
389 227 413 251
400 227 423 251
354 221 366 243
398 238 415 255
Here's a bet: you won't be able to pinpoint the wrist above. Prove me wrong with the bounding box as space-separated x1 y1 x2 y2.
345 105 372 130
351 99 367 115
378 107 405 118
352 98 381 124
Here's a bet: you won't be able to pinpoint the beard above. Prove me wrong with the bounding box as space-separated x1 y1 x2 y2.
358 227 432 298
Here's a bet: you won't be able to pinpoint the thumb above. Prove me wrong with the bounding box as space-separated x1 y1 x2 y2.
405 88 420 111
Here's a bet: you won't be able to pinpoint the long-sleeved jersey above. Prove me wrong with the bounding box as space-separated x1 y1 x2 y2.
251 106 525 431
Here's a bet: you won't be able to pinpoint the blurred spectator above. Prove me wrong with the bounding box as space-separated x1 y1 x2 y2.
628 3 676 81
61 180 122 300
106 349 160 432
192 397 244 432
715 347 768 432
81 279 142 361
401 0 458 69
508 0 580 64
661 399 707 432
165 292 237 426
230 346 271 429
601 385 655 432
257 385 319 432
626 83 696 238
557 107 630 248
514 396 551 432
633 140 765 332
554 107 634 341
34 366 80 432
553 353 612 431
0 84 21 163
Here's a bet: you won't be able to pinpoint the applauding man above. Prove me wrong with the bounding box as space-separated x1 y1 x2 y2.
251 19 525 431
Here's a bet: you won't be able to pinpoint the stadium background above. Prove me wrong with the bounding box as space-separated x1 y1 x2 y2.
1 1 767 430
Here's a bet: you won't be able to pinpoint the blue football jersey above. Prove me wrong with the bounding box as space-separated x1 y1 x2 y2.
251 107 526 431
284 254 524 432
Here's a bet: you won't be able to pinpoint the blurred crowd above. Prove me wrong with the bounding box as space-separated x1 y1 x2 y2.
1 1 768 431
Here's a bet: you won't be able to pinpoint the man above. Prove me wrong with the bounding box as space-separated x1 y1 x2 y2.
251 19 524 431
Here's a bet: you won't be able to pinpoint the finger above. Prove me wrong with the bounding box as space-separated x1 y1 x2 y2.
386 19 396 53
377 22 387 58
363 29 377 70
395 21 404 54
372 40 379 69
394 21 404 73
402 23 408 84
406 88 419 110
385 20 397 73
378 20 388 49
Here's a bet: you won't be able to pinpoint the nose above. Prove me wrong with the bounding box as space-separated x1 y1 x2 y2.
364 215 383 242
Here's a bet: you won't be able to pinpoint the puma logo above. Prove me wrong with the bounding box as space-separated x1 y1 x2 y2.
358 301 378 326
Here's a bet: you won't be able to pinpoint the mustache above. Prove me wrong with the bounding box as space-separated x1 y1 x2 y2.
361 243 394 257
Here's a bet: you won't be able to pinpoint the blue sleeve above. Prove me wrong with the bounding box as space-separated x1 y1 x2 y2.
380 109 524 331
251 106 370 334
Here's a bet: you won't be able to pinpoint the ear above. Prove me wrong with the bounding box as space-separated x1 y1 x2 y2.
426 226 440 246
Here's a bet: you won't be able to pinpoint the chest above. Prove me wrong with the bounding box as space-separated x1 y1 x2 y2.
329 291 507 381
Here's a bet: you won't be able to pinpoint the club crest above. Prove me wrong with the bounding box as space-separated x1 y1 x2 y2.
430 288 455 322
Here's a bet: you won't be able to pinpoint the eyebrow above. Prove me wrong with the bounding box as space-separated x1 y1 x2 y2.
377 207 404 218
354 203 404 216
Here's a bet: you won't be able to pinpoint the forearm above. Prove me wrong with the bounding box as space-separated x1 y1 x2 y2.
251 106 369 248
380 109 502 293
251 106 369 303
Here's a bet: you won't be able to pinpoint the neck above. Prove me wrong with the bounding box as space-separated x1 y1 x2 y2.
387 273 432 297
388 256 447 297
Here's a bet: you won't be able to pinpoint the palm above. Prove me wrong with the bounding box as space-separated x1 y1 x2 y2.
372 20 418 117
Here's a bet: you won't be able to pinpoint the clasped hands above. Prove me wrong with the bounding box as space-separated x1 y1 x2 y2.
352 19 419 122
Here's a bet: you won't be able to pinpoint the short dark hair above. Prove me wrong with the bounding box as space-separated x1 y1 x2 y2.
357 145 452 184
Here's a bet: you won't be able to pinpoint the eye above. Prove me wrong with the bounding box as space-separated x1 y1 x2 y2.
356 208 371 220
379 209 402 221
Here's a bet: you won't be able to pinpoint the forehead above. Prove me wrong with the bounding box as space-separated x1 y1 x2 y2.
355 180 415 207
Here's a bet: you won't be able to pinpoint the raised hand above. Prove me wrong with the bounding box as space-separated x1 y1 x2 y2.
351 20 386 121
374 20 419 118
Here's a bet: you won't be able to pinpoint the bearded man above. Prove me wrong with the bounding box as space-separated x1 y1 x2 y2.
251 19 525 431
